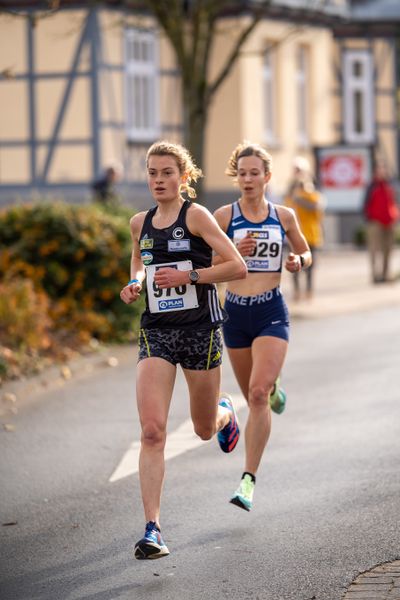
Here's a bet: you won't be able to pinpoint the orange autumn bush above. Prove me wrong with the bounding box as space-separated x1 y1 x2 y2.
0 202 143 380
0 278 51 350
0 277 54 379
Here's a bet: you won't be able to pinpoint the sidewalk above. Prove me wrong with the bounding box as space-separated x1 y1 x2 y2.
281 246 400 319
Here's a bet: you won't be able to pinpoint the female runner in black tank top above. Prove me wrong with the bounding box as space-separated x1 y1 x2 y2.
139 199 226 330
120 141 246 560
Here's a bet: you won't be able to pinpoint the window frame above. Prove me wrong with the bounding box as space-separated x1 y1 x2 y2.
263 44 278 146
296 45 309 148
343 50 374 144
124 28 160 143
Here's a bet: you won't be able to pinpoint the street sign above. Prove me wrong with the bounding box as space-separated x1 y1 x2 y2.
314 145 373 212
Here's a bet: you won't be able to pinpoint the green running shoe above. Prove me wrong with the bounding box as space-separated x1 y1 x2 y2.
230 474 255 512
270 377 287 415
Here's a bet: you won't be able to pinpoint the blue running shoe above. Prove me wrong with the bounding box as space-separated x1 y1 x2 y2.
270 377 287 415
217 393 240 453
134 521 169 560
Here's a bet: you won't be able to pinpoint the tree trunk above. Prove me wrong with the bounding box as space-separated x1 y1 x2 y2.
181 80 208 202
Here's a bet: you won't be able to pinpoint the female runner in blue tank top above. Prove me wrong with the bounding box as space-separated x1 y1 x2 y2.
213 141 312 512
120 141 246 560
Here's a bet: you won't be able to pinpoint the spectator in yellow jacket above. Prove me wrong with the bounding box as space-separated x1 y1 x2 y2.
285 156 324 300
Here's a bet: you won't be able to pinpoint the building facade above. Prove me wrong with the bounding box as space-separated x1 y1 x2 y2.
0 1 399 242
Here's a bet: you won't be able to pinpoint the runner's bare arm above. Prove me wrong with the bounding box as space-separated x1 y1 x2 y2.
120 213 146 304
277 205 312 272
154 205 247 289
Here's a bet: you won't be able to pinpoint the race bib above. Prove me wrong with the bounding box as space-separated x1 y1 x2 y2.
146 260 199 313
233 226 283 271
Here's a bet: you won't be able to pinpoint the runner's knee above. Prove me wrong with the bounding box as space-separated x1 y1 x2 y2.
248 382 274 408
141 421 167 449
193 422 215 441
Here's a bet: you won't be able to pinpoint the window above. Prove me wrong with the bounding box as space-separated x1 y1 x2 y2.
296 45 309 147
263 46 277 145
125 29 160 142
343 50 374 144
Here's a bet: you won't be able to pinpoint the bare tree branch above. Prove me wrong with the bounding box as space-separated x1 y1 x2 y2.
207 10 265 100
144 0 186 64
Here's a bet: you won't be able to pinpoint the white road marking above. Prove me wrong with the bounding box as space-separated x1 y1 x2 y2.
109 394 247 483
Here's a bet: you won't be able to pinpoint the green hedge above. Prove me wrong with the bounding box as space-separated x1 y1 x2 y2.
0 202 144 349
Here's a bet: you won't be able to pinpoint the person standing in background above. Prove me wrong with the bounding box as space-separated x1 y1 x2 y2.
92 161 124 209
363 161 399 284
284 156 324 301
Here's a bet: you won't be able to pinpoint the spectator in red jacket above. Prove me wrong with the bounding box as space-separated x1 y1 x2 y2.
363 162 399 283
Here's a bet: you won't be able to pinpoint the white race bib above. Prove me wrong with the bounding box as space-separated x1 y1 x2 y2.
146 260 199 313
233 226 283 271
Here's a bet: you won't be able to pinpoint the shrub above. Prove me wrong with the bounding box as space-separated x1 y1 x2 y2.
0 278 52 350
0 202 143 345
0 278 54 380
353 225 367 247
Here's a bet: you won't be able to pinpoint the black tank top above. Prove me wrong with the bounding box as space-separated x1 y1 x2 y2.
139 200 225 329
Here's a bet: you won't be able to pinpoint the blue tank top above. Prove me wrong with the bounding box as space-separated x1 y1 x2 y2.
226 201 286 272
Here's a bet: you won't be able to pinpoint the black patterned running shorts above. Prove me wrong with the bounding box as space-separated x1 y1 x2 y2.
138 327 223 370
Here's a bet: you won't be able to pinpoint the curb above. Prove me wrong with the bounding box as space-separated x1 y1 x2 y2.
343 560 400 600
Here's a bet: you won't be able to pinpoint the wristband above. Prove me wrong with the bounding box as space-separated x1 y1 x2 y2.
127 278 140 285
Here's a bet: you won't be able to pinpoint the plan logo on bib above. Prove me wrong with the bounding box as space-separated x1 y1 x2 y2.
141 251 153 265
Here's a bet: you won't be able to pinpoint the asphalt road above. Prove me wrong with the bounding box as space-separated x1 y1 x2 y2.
1 305 399 600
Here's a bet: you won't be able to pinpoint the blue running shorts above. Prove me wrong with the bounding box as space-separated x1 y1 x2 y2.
223 287 290 349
